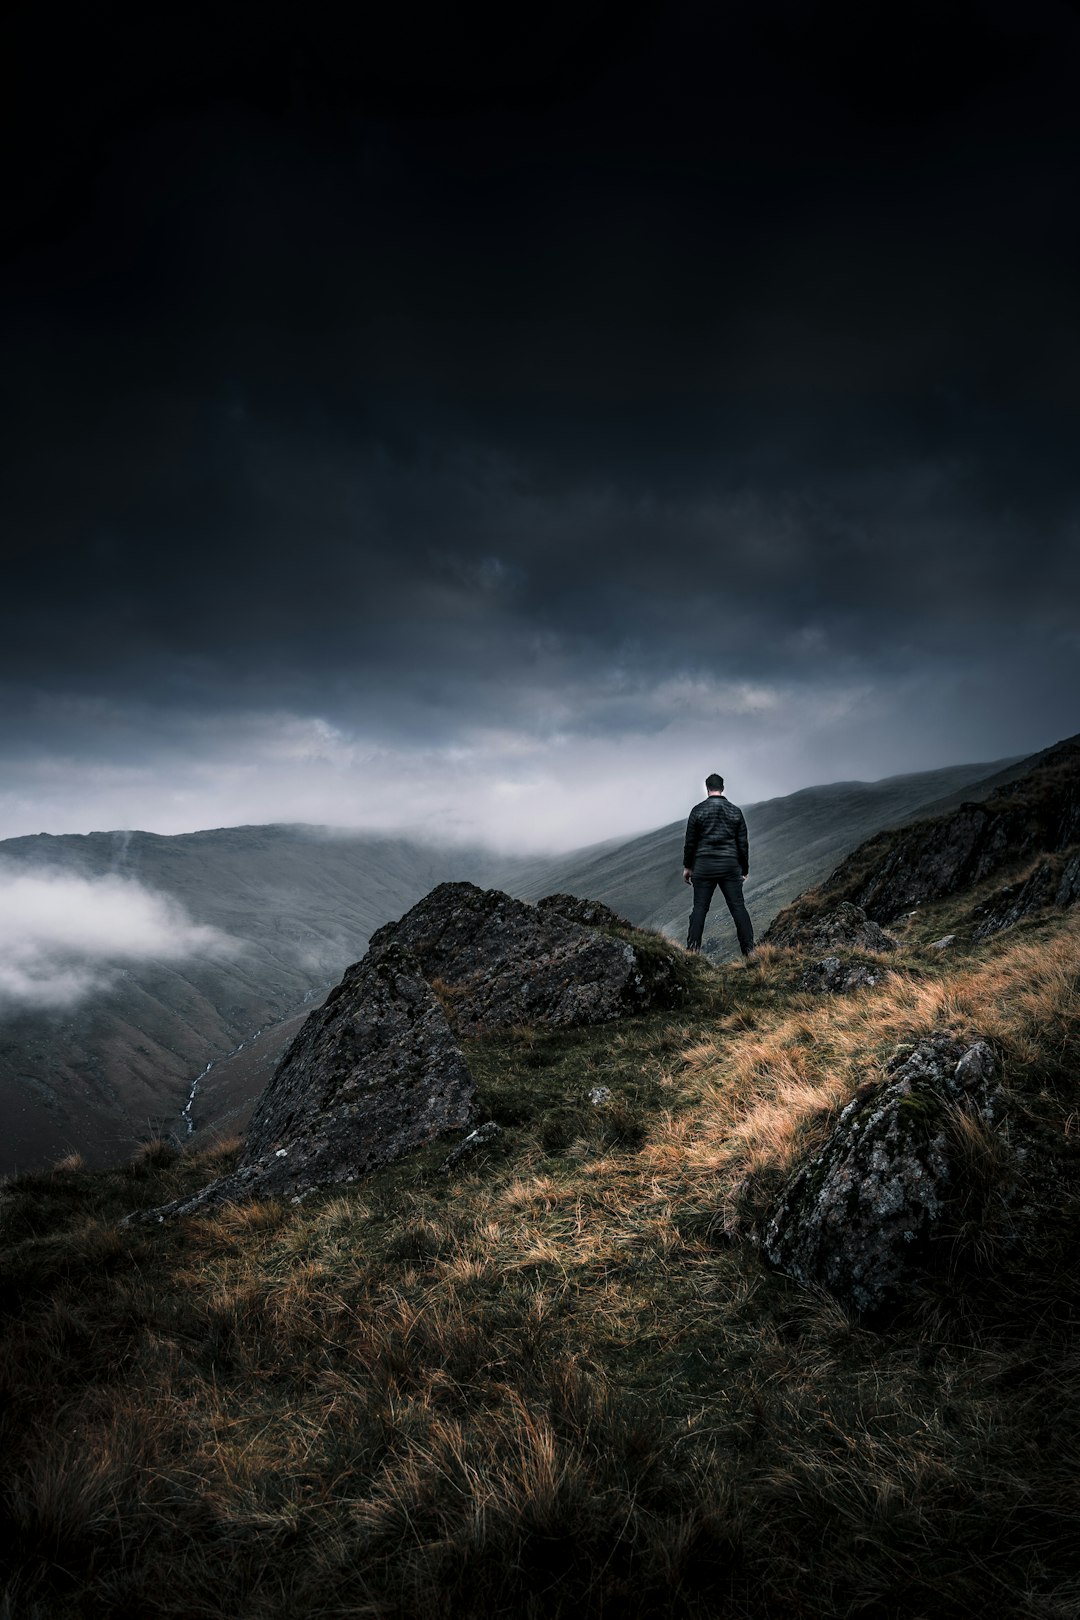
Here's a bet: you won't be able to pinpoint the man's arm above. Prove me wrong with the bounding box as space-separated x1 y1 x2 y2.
682 806 700 876
736 809 749 877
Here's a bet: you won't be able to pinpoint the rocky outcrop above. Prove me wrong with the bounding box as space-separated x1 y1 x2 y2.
536 893 632 931
769 899 900 989
796 956 892 995
768 900 898 953
367 882 689 1033
974 850 1080 939
761 1033 1001 1316
130 885 688 1219
440 1119 500 1173
766 737 1080 939
973 861 1058 939
1058 852 1080 908
128 943 476 1220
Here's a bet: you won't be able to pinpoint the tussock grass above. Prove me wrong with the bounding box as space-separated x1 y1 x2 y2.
2 913 1079 1616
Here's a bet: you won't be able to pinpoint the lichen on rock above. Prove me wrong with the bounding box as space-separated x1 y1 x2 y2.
796 954 891 995
767 900 898 954
761 1033 1001 1316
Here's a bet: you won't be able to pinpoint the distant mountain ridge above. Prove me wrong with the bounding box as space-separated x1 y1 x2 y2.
0 748 1042 1174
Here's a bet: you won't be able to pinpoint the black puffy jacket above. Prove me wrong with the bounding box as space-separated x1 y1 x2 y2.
682 795 749 877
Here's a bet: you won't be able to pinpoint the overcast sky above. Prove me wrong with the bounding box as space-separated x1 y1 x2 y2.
3 0 1079 850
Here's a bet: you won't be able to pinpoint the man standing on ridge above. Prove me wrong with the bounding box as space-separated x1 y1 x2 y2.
682 772 755 957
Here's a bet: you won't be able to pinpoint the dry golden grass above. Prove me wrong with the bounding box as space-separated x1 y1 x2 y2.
664 913 1080 1192
50 1152 85 1174
128 1137 178 1170
1 905 1078 1617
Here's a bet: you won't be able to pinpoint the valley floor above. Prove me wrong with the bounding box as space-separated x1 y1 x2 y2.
2 890 1079 1618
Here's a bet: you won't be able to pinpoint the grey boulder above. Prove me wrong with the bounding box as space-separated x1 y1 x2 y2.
761 1033 1000 1316
768 901 898 954
440 1120 501 1174
796 955 891 995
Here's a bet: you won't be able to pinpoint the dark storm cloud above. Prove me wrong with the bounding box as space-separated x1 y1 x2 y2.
4 398 1077 725
3 0 1080 838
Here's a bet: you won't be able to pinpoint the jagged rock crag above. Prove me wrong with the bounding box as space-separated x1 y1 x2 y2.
766 735 1080 940
129 943 476 1219
367 881 689 1033
761 1034 1001 1316
132 884 688 1219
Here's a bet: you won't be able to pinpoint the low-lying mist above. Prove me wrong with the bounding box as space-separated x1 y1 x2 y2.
0 863 238 1013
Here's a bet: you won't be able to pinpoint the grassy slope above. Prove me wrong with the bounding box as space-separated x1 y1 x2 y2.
3 892 1079 1619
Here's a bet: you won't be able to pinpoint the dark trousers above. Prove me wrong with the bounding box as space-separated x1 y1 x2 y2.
688 873 755 955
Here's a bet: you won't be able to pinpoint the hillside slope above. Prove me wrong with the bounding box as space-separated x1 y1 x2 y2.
0 827 506 1174
767 731 1080 945
2 783 1078 1618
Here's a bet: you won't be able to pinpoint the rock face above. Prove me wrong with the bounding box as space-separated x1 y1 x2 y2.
973 861 1059 939
769 900 898 954
1058 851 1080 908
1055 848 1080 913
767 738 1080 938
796 956 891 995
974 850 1080 939
761 1033 1000 1316
536 893 633 931
367 882 688 1033
129 943 476 1219
131 885 688 1219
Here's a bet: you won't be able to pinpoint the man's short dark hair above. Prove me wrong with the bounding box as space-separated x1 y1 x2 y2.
705 773 724 792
